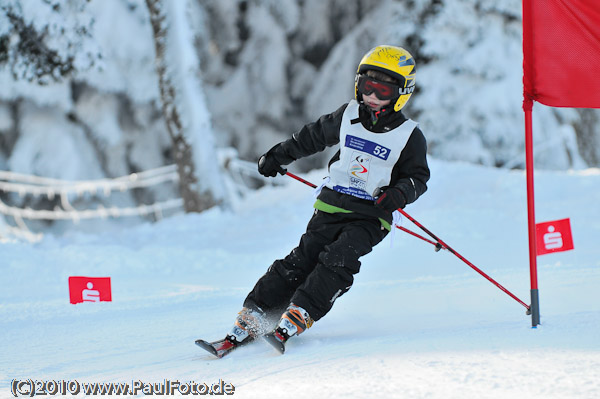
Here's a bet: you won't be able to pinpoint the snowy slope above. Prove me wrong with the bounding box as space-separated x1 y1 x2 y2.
1 159 599 399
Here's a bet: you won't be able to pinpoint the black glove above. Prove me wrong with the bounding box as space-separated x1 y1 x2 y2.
258 153 286 177
375 187 406 212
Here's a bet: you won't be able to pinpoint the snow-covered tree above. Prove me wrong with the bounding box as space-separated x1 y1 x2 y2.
0 0 100 85
146 0 226 212
1 0 600 237
196 0 598 170
0 0 166 183
0 0 186 234
413 0 587 169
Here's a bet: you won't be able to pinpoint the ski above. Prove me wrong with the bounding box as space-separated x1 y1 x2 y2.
263 331 286 354
196 309 292 357
196 332 288 358
195 337 254 358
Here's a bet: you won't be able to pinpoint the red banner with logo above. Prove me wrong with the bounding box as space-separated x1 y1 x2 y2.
69 276 112 304
522 0 599 325
535 218 574 256
523 0 600 108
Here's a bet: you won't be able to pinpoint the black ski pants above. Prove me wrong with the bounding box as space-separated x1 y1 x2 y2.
244 209 388 322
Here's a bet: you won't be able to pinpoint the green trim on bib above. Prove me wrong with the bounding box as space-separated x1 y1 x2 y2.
313 199 353 214
379 218 391 231
313 199 391 231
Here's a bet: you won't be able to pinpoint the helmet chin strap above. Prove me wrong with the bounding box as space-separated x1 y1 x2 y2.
369 103 395 124
352 98 397 125
370 109 380 124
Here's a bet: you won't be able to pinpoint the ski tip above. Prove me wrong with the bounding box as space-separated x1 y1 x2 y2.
195 339 219 357
263 333 286 354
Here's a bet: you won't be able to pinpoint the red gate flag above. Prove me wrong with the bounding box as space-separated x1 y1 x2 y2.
69 276 112 304
535 218 574 256
523 0 600 108
522 0 600 326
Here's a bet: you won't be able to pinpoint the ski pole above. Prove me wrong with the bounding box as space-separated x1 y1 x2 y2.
396 208 530 311
286 171 444 248
285 171 440 249
285 171 317 189
284 171 531 312
396 225 443 249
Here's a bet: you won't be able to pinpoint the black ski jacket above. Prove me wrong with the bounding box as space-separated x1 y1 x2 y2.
265 102 430 224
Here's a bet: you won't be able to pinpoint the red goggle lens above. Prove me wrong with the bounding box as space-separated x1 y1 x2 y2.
357 75 399 100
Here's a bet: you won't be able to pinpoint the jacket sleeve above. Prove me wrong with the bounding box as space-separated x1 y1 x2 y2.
389 126 430 205
264 103 348 165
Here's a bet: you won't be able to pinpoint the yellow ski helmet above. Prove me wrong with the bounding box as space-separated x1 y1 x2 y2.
355 45 416 112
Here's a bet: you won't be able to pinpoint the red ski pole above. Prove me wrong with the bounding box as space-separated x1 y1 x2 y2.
285 172 439 249
284 171 531 312
396 208 530 311
285 171 317 189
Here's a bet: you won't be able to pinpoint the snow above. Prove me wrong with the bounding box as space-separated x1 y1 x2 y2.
8 103 104 180
1 159 599 398
79 0 158 103
3 0 600 224
1 1 600 396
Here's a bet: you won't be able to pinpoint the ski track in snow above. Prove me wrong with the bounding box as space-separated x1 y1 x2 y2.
1 159 599 398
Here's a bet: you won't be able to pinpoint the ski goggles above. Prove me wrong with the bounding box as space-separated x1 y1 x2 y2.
357 74 402 100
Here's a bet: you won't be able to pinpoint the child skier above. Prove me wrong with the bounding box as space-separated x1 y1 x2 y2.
198 45 430 356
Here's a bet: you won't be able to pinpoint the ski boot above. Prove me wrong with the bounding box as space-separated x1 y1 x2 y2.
195 307 267 358
228 306 268 344
264 304 313 354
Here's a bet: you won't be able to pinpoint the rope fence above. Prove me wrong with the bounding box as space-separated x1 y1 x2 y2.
0 165 182 241
0 157 278 242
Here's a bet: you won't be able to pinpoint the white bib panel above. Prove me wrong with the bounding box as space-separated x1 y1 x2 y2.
326 100 417 201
